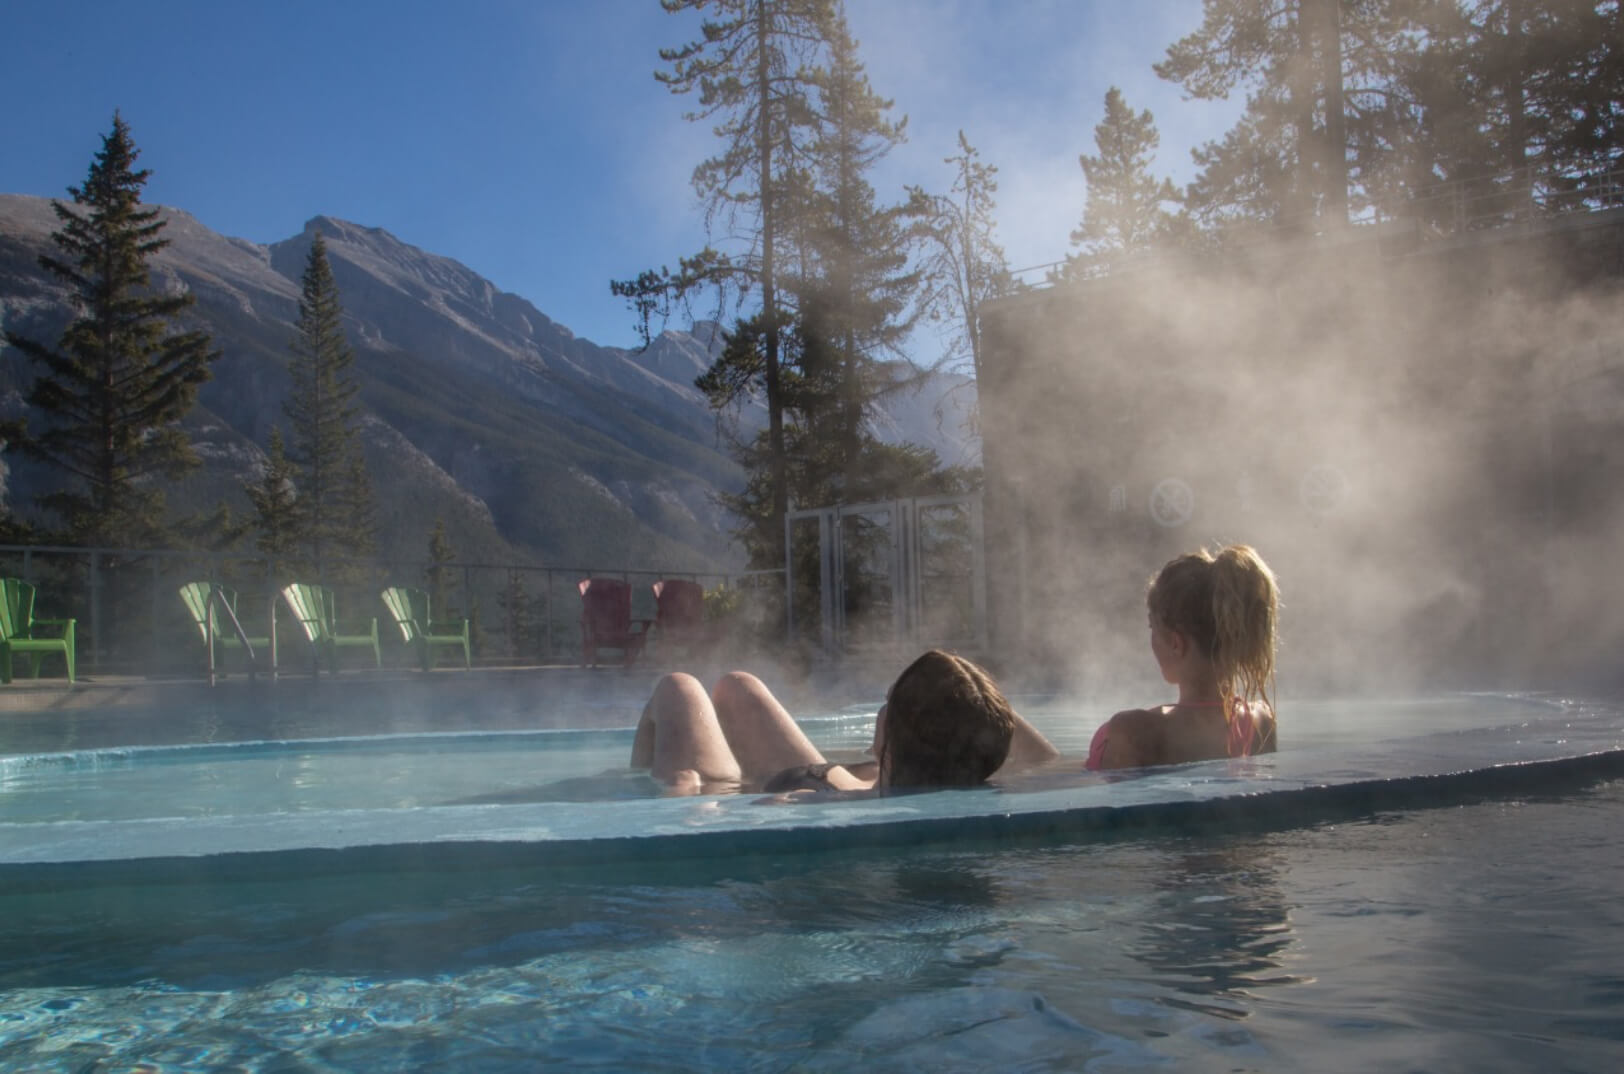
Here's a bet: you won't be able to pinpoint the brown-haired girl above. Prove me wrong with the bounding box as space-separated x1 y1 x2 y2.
1087 544 1280 770
630 649 1040 795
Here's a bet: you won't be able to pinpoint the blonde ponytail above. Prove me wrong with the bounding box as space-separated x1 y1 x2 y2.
1208 545 1279 716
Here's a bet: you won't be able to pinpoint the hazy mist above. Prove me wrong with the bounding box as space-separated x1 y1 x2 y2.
979 216 1624 702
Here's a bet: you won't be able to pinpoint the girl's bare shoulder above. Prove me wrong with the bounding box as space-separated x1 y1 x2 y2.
1249 703 1279 753
1098 707 1168 768
1107 705 1172 727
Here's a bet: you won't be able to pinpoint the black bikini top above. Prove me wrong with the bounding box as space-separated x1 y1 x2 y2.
762 761 843 793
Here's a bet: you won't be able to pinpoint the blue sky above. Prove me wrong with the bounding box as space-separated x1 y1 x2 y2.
4 1 1238 355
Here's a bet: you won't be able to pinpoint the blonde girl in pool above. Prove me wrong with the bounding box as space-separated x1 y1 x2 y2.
1087 544 1280 770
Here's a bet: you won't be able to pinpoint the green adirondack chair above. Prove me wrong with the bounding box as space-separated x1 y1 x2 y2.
0 577 76 683
177 581 270 673
380 586 471 670
280 582 380 674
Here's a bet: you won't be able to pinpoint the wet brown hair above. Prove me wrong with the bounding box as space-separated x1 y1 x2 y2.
1147 544 1280 717
878 650 1015 790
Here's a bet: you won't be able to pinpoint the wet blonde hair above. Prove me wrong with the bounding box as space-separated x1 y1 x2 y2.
879 650 1014 790
1147 545 1279 718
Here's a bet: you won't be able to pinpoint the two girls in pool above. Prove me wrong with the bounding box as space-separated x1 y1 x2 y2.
631 544 1279 795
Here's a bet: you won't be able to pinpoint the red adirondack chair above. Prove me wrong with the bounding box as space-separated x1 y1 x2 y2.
577 578 652 667
652 578 710 659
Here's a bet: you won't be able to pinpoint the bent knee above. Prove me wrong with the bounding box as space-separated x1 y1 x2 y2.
651 671 708 706
710 670 767 707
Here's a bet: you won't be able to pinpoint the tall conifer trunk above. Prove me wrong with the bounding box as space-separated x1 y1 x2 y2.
757 0 788 529
1504 0 1530 205
1319 0 1348 225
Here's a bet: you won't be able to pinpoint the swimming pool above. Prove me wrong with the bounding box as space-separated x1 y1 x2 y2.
1 691 1621 1071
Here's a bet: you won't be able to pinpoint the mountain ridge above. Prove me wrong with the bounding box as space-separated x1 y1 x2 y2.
0 193 976 571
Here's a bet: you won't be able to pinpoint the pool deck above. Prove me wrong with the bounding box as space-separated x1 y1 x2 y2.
0 664 668 715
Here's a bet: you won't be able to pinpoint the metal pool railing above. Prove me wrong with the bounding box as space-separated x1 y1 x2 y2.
0 544 785 679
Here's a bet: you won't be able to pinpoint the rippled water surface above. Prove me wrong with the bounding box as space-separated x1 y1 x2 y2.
2 778 1621 1072
1 693 1621 1071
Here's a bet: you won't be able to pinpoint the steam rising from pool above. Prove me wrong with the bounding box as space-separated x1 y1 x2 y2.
976 225 1624 709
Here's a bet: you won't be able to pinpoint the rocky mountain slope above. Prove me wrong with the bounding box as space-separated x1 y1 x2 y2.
0 194 976 570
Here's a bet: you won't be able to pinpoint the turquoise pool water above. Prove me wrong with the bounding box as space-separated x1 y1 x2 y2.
1 694 1621 1071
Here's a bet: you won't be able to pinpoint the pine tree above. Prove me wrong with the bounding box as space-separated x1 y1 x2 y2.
623 2 969 590
1063 87 1182 279
796 11 919 495
912 131 1018 390
1555 0 1624 197
1152 1 1616 230
695 310 791 419
614 0 839 541
695 310 795 563
244 427 300 562
423 517 457 620
2 113 219 546
497 568 535 660
284 232 374 570
339 448 377 560
708 307 975 573
1404 0 1623 220
1155 0 1414 228
422 516 483 656
1156 0 1318 225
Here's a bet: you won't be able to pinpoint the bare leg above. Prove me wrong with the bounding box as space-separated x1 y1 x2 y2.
629 698 659 769
710 671 826 785
631 673 744 791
